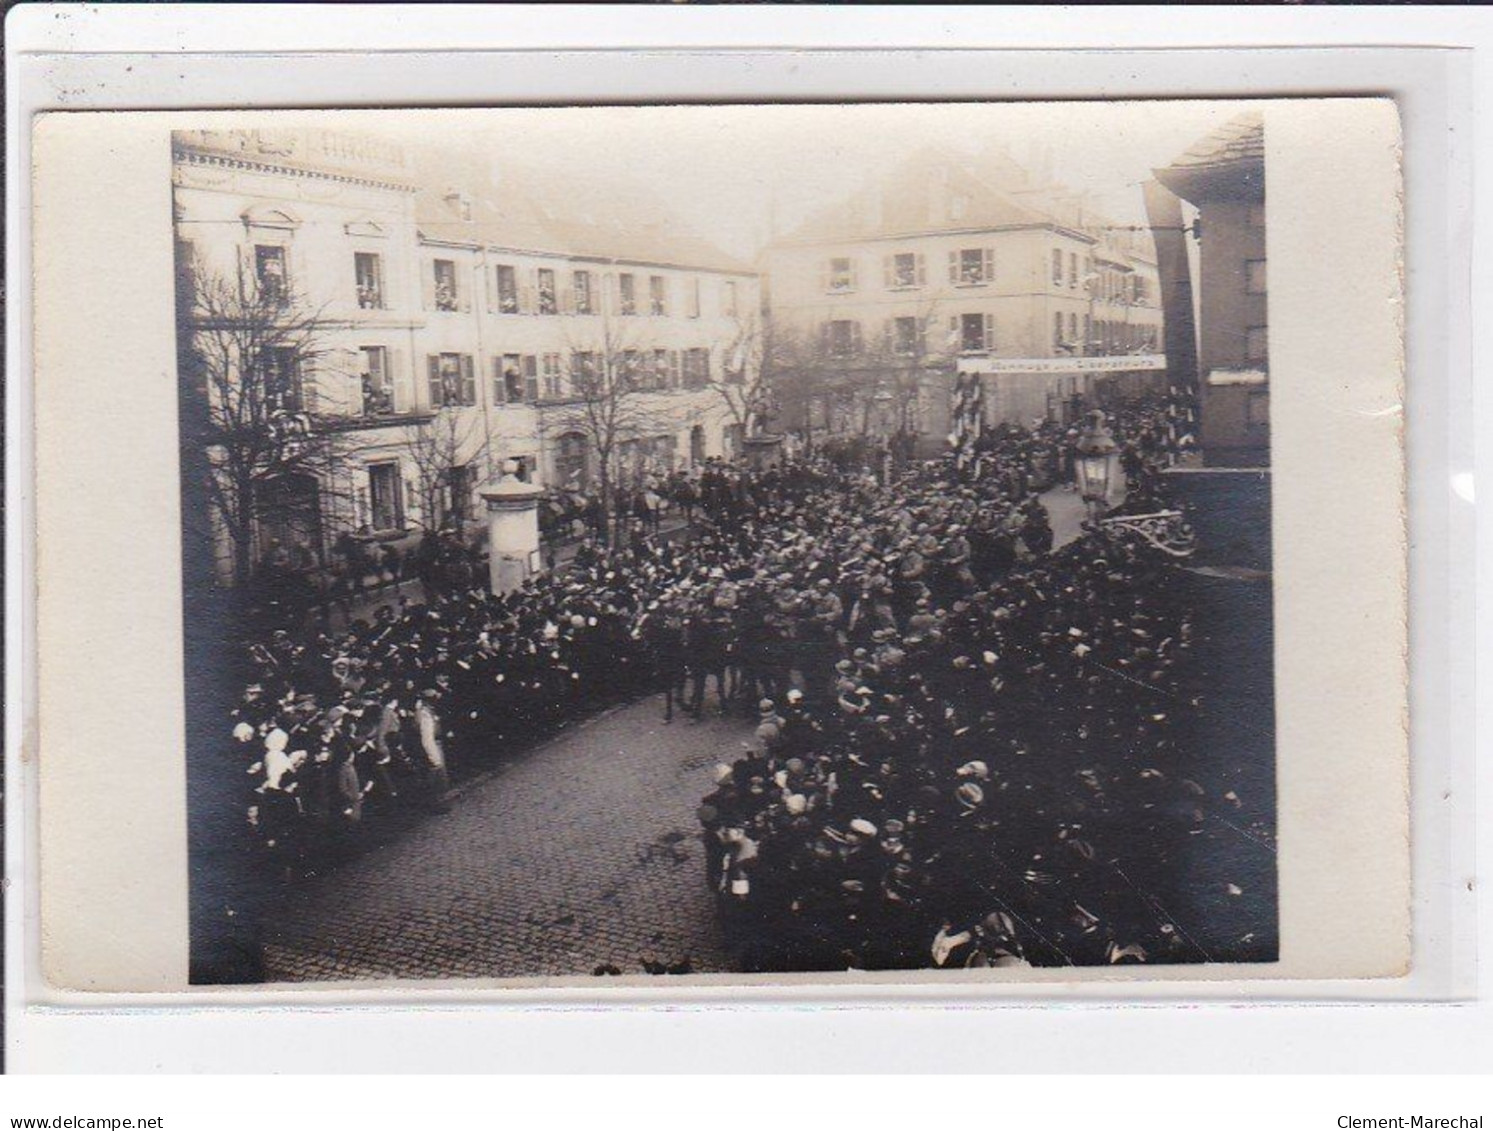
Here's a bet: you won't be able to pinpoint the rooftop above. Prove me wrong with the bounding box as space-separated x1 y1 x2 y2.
410 147 754 275
1161 111 1265 173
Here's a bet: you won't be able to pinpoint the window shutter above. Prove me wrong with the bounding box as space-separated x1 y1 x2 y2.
882 256 893 289
388 347 407 412
849 260 859 290
483 263 494 313
460 354 475 404
984 248 995 281
492 356 506 404
883 318 892 351
421 259 435 310
524 355 539 403
916 254 926 286
948 251 958 284
984 314 996 351
458 266 472 312
427 355 442 407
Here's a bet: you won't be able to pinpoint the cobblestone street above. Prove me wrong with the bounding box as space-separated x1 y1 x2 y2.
262 695 753 982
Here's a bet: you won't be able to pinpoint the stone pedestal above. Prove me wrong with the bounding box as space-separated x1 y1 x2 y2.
478 464 545 595
742 432 786 470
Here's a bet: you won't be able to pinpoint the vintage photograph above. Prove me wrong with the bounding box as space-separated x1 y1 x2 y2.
174 103 1277 984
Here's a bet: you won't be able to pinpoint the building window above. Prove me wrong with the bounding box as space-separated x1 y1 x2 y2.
682 348 711 388
653 349 671 390
255 245 287 304
688 278 701 319
886 252 922 289
433 259 459 311
1246 258 1268 295
890 316 920 356
354 252 384 309
621 350 644 387
648 275 669 316
1082 314 1092 347
1245 325 1269 362
367 462 404 532
361 346 393 415
1068 252 1079 288
1053 311 1065 351
540 353 564 399
537 268 558 315
826 257 856 293
959 312 994 354
1051 248 1064 286
570 352 599 395
573 270 594 315
952 248 993 286
723 280 739 317
1246 390 1270 428
427 353 474 407
257 346 302 413
554 431 590 489
618 273 637 315
494 354 537 403
495 264 520 313
824 319 861 358
1132 276 1150 305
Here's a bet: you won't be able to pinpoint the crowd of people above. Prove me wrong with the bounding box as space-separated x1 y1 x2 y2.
226 397 1216 970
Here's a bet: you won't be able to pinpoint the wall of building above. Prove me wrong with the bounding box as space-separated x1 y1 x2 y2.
174 142 761 584
1198 198 1269 467
767 220 1163 445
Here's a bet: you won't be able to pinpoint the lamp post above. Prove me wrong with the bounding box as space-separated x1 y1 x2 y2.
1074 408 1121 521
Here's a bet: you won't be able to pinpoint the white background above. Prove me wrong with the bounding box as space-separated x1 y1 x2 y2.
5 2 1488 1095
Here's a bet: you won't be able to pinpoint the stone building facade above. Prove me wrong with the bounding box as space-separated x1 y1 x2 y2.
172 129 759 583
763 145 1163 447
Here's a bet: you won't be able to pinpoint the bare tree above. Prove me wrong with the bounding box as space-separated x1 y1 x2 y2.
713 309 775 438
857 291 955 438
400 406 490 534
555 308 671 545
176 249 352 585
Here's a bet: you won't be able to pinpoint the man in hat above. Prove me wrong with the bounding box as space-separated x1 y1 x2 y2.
415 687 452 813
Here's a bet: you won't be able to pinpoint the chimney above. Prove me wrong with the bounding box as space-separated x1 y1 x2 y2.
445 188 472 222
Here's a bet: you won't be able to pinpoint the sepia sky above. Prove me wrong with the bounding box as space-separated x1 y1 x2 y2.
376 101 1254 259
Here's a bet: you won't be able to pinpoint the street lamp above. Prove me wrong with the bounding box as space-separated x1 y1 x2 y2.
1075 409 1120 520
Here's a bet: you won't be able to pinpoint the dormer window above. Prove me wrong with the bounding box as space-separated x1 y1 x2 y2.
444 190 472 222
